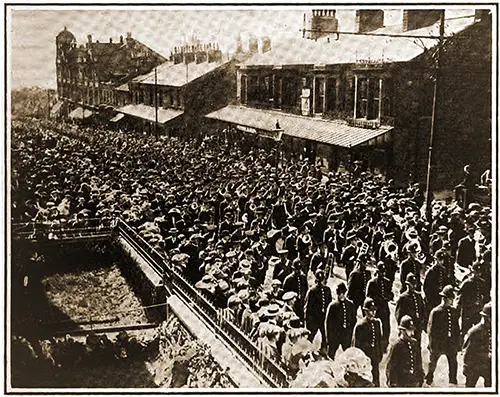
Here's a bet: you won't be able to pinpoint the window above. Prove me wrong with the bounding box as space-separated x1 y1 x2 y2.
355 76 384 120
326 78 337 112
273 75 282 109
248 75 259 103
282 76 297 108
241 75 247 104
314 77 325 114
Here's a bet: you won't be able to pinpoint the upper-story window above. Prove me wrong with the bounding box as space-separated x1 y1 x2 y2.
282 75 298 108
354 76 383 121
241 75 247 104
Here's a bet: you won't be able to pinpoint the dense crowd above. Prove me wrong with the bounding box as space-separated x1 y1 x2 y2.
11 118 493 387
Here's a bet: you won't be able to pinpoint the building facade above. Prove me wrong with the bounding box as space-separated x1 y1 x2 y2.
207 9 492 189
55 28 167 117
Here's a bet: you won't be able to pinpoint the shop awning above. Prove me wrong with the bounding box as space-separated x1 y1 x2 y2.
68 107 93 119
206 105 394 148
50 101 63 118
110 113 125 123
117 104 183 124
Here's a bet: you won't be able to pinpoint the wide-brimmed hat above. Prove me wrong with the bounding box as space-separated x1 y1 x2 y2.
282 291 298 302
195 275 217 290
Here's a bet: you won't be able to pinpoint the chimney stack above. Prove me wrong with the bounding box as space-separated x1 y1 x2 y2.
261 37 271 53
249 38 259 54
308 9 338 40
403 10 442 32
87 34 92 44
109 37 113 43
120 35 124 44
356 10 384 33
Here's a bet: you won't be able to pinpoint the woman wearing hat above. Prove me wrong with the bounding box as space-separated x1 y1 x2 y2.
386 315 424 387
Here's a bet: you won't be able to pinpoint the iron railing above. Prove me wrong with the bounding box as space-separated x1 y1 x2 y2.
12 219 112 242
115 219 289 388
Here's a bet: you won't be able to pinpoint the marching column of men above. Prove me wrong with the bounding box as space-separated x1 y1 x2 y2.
296 248 493 388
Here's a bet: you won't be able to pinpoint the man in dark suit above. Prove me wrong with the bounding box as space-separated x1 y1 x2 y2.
304 270 332 349
386 315 424 387
395 273 427 345
457 261 487 337
283 259 308 320
366 262 393 352
462 302 491 387
425 285 461 386
352 297 384 387
325 282 356 360
456 227 476 268
399 243 423 293
423 250 453 312
347 255 371 314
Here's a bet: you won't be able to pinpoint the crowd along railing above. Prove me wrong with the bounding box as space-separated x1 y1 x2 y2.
114 218 289 388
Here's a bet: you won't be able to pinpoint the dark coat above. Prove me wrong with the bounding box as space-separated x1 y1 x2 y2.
456 235 476 268
386 336 424 387
347 266 371 308
325 298 357 347
462 322 491 376
304 284 332 328
427 303 461 354
423 264 451 310
400 257 422 293
395 290 427 332
283 271 308 304
352 316 384 363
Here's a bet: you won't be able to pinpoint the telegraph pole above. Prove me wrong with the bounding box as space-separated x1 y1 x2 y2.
154 67 158 139
424 10 445 223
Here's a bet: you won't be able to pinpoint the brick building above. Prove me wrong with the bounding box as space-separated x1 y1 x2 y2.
111 42 237 138
207 9 492 189
55 27 166 119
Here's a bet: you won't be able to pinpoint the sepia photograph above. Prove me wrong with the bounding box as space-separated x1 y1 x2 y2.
4 2 497 392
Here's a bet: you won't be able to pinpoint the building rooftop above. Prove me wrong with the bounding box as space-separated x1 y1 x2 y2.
241 15 477 67
133 59 230 87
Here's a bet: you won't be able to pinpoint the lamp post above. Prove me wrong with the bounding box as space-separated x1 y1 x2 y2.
424 10 445 223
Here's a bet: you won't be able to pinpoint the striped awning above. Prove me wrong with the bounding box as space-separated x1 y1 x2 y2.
110 113 125 123
68 107 93 119
206 105 393 148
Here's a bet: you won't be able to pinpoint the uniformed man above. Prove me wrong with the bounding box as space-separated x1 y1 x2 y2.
462 302 492 387
386 315 424 387
283 259 308 320
304 269 332 350
352 297 384 387
457 261 487 337
423 250 453 312
395 273 427 345
347 254 372 314
366 262 393 351
425 285 461 386
325 282 357 360
399 243 423 293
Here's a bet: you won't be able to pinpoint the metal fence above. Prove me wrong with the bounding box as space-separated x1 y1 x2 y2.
115 219 289 388
12 219 112 241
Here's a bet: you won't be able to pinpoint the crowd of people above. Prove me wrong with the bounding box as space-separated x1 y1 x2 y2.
11 118 493 387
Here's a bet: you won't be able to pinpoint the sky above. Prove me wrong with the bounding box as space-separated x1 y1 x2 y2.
9 8 307 89
8 6 476 90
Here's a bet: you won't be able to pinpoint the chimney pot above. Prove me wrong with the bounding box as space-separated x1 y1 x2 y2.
87 34 92 43
120 35 124 44
109 37 113 43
